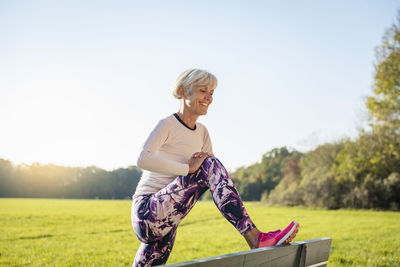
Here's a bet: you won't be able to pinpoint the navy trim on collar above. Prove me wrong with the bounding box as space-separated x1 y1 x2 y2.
173 113 196 131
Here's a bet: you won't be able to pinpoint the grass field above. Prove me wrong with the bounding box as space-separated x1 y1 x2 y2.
1 198 399 266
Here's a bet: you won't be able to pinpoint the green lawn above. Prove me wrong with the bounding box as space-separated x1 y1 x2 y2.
1 198 399 266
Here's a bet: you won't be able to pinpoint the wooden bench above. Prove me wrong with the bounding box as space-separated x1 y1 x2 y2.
164 237 332 267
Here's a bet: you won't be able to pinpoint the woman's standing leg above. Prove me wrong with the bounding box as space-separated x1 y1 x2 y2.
131 172 210 267
133 227 177 267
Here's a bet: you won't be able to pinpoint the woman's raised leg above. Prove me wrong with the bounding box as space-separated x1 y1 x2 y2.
201 157 299 248
198 157 256 235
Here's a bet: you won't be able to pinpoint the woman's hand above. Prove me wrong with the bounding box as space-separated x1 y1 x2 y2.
188 152 214 174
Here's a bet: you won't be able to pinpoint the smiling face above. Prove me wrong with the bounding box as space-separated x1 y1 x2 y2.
182 84 214 116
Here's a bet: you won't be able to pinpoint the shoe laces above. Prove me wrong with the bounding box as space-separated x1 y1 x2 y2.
259 230 280 241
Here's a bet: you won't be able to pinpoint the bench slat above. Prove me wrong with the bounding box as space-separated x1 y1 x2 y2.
294 238 331 266
163 237 332 267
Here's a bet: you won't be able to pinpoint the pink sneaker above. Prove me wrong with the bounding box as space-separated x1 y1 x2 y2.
258 221 299 248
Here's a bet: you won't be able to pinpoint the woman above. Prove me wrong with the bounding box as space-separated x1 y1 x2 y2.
131 69 299 266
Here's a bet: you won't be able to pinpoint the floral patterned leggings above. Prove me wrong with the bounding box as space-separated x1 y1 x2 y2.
131 157 256 266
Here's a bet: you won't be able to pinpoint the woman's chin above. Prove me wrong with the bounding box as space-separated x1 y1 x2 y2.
201 107 209 114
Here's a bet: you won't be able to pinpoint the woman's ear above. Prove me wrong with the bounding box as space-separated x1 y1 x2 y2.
178 86 185 99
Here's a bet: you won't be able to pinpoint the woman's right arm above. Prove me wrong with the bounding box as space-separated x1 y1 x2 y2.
136 119 189 176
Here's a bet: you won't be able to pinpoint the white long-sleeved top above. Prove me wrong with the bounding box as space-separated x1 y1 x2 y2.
133 114 213 198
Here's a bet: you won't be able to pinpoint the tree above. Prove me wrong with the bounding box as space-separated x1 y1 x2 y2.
367 11 400 133
365 10 400 168
267 156 304 206
330 12 400 209
300 142 344 209
230 147 303 201
0 158 142 199
0 159 14 197
259 147 293 193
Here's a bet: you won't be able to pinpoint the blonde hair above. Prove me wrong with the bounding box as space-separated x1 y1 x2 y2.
172 69 218 99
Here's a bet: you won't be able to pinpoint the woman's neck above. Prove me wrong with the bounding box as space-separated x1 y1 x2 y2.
176 108 198 129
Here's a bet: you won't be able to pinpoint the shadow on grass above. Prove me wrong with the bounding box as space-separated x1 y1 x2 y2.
89 229 128 235
19 234 53 240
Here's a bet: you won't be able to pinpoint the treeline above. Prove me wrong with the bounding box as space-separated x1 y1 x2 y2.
0 160 141 199
231 12 400 210
231 140 400 210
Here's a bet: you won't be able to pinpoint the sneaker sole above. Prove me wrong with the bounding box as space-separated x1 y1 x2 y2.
284 224 299 244
276 221 298 246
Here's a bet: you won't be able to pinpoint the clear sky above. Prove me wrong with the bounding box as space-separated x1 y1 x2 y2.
1 1 399 171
